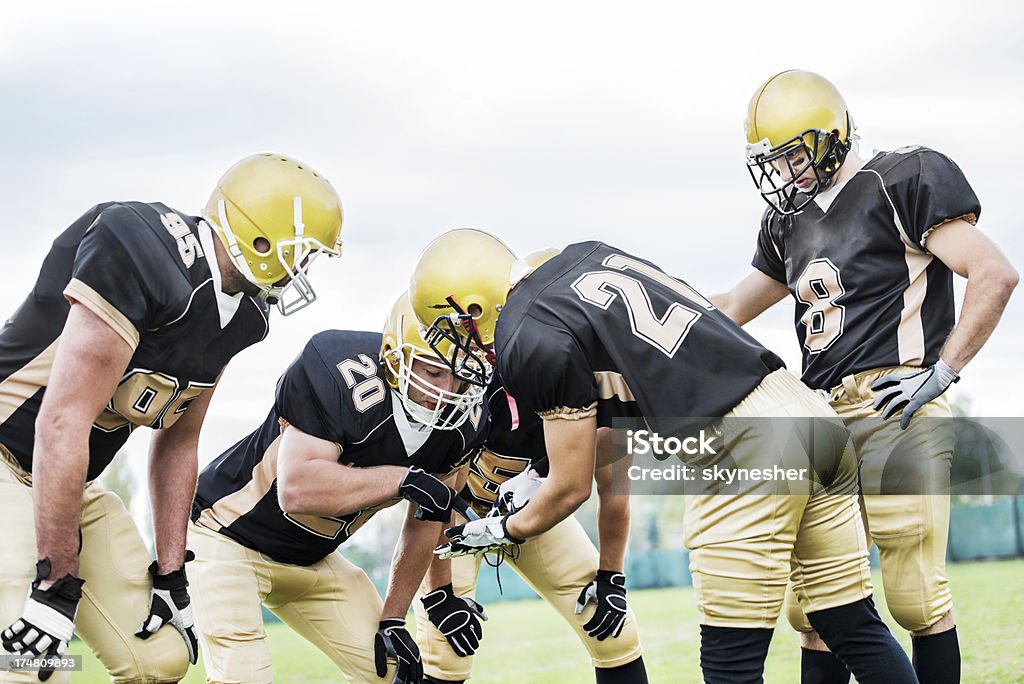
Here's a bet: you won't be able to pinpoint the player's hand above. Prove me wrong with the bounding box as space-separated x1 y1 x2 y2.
134 551 199 665
495 468 544 515
871 360 959 429
399 467 457 523
421 583 487 657
1 559 85 682
434 515 523 559
575 570 628 641
373 618 422 683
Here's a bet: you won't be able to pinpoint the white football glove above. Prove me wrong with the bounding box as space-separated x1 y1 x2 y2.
435 515 524 559
495 468 545 516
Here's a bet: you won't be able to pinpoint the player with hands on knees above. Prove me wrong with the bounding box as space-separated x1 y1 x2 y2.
0 152 342 684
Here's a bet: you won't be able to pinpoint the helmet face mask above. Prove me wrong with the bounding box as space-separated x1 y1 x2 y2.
421 296 492 388
383 293 486 430
745 125 851 215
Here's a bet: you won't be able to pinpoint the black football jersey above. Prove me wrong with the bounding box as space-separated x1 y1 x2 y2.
0 202 269 480
463 375 547 511
495 242 784 435
752 146 980 391
192 330 489 566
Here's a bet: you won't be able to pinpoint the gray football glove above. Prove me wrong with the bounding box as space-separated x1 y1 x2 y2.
871 360 959 429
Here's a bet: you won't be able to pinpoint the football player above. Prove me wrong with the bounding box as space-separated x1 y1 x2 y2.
187 292 489 684
413 376 648 684
0 153 343 683
712 69 1018 684
406 229 919 684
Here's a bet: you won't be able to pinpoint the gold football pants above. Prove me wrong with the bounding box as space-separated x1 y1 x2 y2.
188 521 395 684
785 366 954 634
684 369 873 629
413 513 643 681
0 449 191 684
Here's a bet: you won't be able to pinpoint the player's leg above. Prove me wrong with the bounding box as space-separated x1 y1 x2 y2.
72 484 190 684
0 452 70 684
268 551 394 683
508 515 646 683
187 521 275 684
413 552 484 684
841 368 958 684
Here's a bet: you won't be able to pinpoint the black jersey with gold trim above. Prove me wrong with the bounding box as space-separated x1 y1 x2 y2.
495 242 784 434
752 146 980 391
192 330 489 566
463 376 546 512
0 202 269 480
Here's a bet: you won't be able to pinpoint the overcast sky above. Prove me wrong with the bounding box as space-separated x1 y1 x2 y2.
2 0 1022 479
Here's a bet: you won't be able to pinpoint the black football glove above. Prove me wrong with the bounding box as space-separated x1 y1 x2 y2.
134 550 199 665
399 467 456 523
1 559 84 682
575 570 628 641
373 618 422 683
421 583 487 657
871 360 959 429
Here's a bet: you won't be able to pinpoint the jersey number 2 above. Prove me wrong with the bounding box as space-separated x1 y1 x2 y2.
572 254 715 357
796 258 846 353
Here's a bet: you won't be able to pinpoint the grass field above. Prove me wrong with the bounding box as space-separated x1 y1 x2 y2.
69 558 1024 683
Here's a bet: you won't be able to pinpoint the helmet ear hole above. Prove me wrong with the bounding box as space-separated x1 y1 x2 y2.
253 237 272 255
467 303 483 317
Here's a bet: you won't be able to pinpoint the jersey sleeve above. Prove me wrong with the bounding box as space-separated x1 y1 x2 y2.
500 322 598 421
274 338 354 446
886 149 981 251
751 209 787 283
63 208 162 350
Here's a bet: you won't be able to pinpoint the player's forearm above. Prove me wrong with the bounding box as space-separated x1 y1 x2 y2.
149 444 198 573
31 423 90 581
278 461 407 517
940 262 1018 372
424 531 453 589
381 513 443 619
596 490 630 572
506 476 589 540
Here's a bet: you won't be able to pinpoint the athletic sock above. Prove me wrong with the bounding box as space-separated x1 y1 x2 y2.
801 647 850 684
912 626 960 684
699 625 773 684
807 596 916 684
595 655 649 684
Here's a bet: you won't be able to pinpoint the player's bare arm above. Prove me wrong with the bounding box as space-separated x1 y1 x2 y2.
594 428 629 573
505 415 596 541
148 373 220 573
382 499 450 620
924 219 1018 372
709 269 789 325
33 303 134 584
276 425 409 516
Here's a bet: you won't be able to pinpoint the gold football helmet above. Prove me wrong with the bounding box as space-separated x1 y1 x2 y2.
744 70 855 214
204 153 344 315
381 291 485 430
408 229 518 386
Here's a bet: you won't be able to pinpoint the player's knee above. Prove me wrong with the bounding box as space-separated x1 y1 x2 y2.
108 637 190 684
784 597 814 634
888 596 950 634
583 617 643 666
